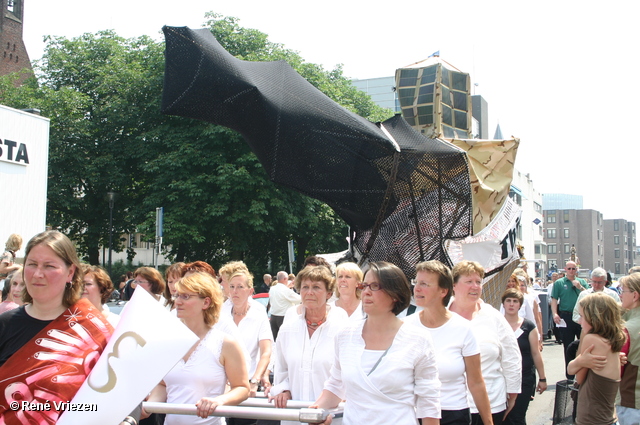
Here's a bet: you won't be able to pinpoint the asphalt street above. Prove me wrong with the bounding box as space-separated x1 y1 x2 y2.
526 338 571 425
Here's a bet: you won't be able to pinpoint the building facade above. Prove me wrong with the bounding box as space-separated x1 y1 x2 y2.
542 193 583 210
543 209 604 272
0 0 32 82
510 169 545 277
603 219 637 276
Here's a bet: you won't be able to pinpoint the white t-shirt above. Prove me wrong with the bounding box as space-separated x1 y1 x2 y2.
466 303 522 413
222 302 273 376
404 311 479 410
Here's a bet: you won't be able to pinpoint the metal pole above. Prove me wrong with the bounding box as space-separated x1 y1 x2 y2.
107 191 115 277
142 402 340 423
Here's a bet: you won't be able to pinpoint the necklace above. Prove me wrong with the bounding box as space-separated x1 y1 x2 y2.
232 306 249 316
306 316 327 328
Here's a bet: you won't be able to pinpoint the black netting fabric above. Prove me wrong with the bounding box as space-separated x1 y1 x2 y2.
161 26 473 278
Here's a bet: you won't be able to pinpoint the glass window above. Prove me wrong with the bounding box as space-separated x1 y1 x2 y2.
420 66 437 85
452 72 467 91
453 91 467 111
441 86 452 107
398 88 416 107
548 244 557 254
614 220 620 231
614 235 620 244
564 244 571 254
616 263 621 274
442 105 452 125
454 110 468 130
398 69 419 87
417 106 433 125
441 67 450 87
547 216 556 223
563 211 570 223
564 229 570 238
547 229 556 238
615 249 620 258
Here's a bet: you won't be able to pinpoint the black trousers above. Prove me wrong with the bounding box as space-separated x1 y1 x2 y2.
471 410 505 425
504 371 536 425
270 315 285 341
559 310 582 378
440 408 471 425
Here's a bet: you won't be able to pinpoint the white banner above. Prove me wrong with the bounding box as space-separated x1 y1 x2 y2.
57 287 198 425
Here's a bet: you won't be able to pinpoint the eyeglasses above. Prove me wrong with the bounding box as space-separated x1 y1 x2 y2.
356 282 382 291
621 290 636 294
133 280 149 285
172 293 203 301
566 268 577 271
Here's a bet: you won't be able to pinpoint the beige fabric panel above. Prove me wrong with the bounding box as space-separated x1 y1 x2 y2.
450 138 520 235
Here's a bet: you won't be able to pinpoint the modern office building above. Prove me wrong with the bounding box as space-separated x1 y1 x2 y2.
542 193 584 210
351 76 399 113
603 219 637 276
543 209 604 272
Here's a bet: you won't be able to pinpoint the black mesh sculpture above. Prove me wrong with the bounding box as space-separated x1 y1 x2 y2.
161 26 473 278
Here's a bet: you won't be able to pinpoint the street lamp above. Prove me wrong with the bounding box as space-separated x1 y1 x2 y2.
107 191 116 277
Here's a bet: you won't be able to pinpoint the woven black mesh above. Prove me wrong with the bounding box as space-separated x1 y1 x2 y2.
161 26 473 278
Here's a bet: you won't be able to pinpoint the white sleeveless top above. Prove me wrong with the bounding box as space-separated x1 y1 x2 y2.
164 328 227 425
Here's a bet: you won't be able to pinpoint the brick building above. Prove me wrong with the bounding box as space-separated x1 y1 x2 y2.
0 0 32 81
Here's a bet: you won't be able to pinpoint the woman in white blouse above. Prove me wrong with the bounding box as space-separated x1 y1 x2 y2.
225 270 273 400
145 272 249 424
312 261 441 425
268 266 347 425
330 262 365 321
448 261 521 425
405 260 493 424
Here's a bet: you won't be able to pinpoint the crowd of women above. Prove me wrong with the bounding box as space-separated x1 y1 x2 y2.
2 230 640 425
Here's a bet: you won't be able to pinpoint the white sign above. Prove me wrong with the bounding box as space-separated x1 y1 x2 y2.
57 288 199 425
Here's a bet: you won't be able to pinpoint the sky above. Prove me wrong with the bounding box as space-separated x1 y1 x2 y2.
22 0 640 228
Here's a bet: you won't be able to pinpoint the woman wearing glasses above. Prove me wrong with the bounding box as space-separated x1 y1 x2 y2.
268 266 347 425
312 261 441 425
131 266 166 303
145 272 250 424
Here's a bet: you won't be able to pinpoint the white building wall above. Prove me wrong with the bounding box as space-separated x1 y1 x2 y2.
511 169 545 276
0 105 50 259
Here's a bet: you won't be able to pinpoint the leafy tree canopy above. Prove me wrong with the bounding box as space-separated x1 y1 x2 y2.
0 14 393 275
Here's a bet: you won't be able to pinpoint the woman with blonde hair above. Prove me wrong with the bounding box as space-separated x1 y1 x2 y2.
145 272 249 424
330 262 364 320
0 233 22 277
568 293 626 425
617 272 640 424
449 260 521 425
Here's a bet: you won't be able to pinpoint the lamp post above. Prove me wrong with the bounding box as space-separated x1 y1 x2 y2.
107 191 116 277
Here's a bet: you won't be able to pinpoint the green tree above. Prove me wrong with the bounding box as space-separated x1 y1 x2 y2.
0 14 392 273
